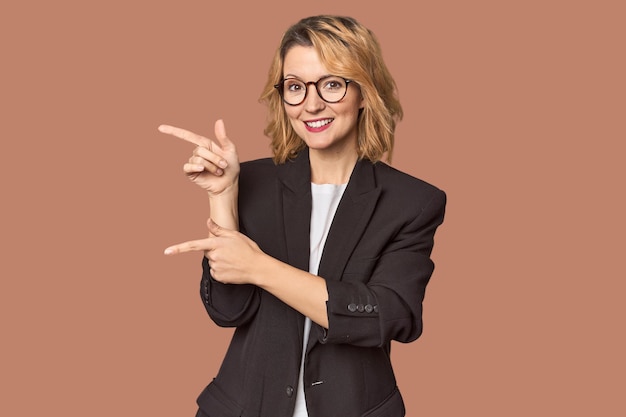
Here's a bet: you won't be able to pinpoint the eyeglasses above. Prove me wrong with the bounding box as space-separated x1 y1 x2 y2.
274 75 352 106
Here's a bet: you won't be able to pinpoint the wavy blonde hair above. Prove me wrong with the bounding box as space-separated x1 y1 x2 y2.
260 15 403 164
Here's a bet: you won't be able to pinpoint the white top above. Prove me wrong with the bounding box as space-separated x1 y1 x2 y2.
292 183 347 417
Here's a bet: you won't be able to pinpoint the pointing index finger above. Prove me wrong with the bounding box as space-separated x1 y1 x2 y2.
158 124 211 148
164 236 214 255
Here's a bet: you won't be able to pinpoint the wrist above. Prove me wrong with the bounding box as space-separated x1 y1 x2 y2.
208 179 239 232
252 255 283 288
208 179 239 200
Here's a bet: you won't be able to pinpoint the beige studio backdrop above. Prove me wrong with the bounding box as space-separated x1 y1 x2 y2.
1 0 624 416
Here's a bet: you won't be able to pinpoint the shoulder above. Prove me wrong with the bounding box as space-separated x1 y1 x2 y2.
373 162 445 206
238 158 281 208
369 162 446 233
240 153 310 192
239 158 278 184
240 157 277 175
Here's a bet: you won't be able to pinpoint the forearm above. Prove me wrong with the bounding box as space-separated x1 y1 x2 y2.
253 255 329 329
208 182 239 232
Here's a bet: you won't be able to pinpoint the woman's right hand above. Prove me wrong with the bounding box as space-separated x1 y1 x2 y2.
159 120 240 197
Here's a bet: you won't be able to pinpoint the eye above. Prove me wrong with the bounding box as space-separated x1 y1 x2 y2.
321 77 345 90
284 79 304 92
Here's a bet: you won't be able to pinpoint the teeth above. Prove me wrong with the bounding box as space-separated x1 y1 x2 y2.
306 119 332 128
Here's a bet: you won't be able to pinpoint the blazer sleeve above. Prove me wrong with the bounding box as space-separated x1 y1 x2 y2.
321 188 446 347
199 256 261 327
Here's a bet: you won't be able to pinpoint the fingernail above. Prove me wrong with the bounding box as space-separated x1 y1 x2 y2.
218 160 228 168
215 169 223 176
164 248 173 255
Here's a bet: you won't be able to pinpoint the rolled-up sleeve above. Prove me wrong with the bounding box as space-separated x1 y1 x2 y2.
200 256 261 327
321 189 446 347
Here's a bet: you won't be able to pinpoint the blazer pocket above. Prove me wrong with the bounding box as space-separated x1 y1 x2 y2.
361 387 405 417
197 380 244 417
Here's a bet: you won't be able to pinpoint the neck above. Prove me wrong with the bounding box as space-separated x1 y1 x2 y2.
309 149 358 185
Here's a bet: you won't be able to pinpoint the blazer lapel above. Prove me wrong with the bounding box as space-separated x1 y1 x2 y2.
278 150 312 273
307 159 381 354
276 153 382 355
276 150 312 346
317 159 381 282
277 153 382 277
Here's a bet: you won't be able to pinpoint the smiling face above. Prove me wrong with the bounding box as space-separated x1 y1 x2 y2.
282 45 363 158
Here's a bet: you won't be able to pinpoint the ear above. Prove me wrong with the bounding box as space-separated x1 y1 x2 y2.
357 83 366 109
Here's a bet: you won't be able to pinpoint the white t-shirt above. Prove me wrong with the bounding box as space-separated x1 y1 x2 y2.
292 183 347 417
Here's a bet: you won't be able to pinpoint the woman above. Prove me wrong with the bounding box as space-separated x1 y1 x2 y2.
161 15 446 417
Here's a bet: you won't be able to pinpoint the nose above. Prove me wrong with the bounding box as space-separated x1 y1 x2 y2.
303 84 326 112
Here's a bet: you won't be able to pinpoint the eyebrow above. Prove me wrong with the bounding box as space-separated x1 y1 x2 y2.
283 73 334 81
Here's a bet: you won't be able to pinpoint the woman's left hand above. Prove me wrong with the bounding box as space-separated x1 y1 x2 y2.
164 219 263 285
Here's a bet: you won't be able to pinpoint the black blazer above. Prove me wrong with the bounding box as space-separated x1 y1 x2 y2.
196 149 446 417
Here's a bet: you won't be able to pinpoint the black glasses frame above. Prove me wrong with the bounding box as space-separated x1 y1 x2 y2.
274 76 352 106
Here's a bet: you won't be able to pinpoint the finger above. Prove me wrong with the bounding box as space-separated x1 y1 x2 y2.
164 237 214 255
186 156 224 175
207 218 230 237
183 162 222 176
158 124 212 148
193 146 228 169
213 119 235 150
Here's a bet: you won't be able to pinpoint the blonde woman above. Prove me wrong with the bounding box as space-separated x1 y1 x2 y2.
161 15 446 417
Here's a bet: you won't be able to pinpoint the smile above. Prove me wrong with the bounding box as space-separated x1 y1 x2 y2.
305 118 333 129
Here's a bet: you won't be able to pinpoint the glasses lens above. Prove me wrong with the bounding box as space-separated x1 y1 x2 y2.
282 78 306 105
279 76 349 105
317 76 348 103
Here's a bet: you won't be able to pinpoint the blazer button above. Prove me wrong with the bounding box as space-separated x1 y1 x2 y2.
373 305 379 313
347 303 357 312
286 385 294 397
364 304 373 313
357 304 365 313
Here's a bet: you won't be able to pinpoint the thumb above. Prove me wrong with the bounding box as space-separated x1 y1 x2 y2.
207 218 227 236
214 119 234 150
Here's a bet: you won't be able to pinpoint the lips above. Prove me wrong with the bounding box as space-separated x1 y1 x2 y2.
304 118 333 131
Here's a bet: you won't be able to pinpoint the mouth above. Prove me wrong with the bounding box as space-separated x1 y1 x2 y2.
304 118 334 131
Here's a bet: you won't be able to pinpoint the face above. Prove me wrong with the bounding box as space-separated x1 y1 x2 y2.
282 46 363 157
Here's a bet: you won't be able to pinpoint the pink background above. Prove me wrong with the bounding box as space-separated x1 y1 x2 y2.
1 1 624 415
